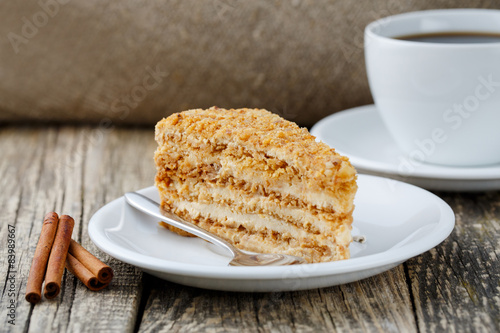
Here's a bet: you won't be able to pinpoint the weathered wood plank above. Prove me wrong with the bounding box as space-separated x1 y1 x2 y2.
407 192 500 333
0 126 156 333
1 125 499 333
65 126 157 333
1 127 65 332
136 265 416 332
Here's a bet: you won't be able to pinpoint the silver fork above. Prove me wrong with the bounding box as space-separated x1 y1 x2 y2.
124 192 307 266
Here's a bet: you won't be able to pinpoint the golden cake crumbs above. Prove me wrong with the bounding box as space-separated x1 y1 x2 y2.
154 107 357 263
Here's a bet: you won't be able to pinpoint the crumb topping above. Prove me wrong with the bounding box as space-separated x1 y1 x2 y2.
155 106 357 189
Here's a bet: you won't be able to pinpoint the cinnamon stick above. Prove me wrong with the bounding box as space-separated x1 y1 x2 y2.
25 212 59 304
65 253 109 291
43 215 74 299
68 239 113 284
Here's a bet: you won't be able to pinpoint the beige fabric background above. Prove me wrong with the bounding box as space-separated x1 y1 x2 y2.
1 0 499 126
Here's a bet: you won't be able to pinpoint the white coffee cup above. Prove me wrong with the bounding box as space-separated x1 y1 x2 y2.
365 9 500 167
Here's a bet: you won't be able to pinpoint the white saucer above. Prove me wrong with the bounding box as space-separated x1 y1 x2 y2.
310 105 500 191
88 175 455 292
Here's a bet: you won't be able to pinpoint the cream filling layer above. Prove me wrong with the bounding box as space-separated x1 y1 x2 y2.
168 180 351 236
219 163 353 213
171 198 352 247
158 145 354 213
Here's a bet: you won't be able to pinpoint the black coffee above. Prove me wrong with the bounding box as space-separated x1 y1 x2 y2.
395 32 500 44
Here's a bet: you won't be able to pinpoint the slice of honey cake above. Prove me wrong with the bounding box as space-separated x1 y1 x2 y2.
154 107 357 263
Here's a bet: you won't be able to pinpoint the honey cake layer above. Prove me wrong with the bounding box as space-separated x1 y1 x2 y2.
161 199 350 263
155 137 356 214
156 175 353 238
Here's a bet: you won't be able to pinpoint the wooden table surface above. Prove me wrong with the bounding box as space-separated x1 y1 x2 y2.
1 125 499 333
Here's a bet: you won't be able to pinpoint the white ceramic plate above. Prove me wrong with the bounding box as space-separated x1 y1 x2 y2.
310 104 500 191
88 175 455 292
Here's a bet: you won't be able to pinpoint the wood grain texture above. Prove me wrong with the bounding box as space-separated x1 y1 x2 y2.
0 126 156 332
0 125 499 333
136 266 416 333
406 192 500 333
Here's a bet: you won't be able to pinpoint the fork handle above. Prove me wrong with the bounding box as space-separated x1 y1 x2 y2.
124 192 237 258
